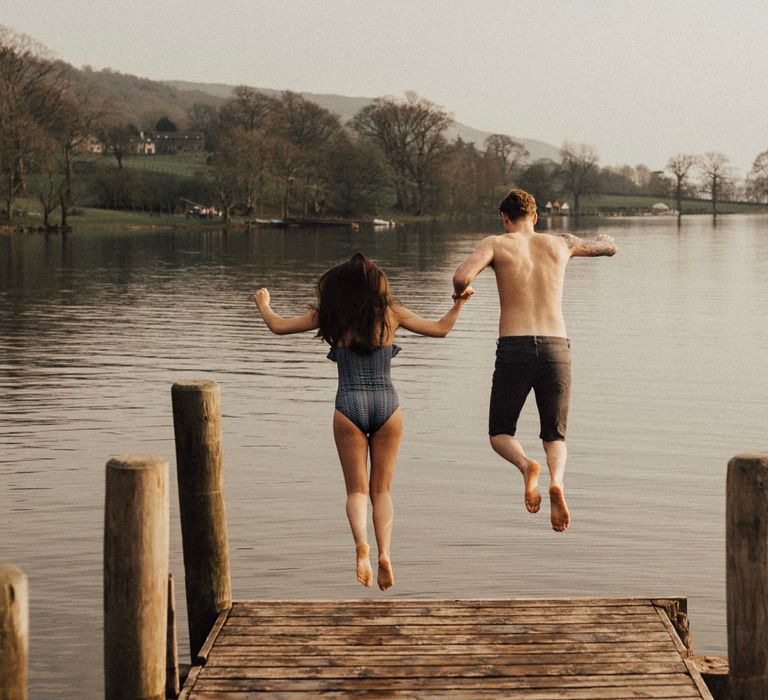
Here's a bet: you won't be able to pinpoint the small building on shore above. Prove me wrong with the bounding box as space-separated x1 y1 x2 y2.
135 133 157 155
77 135 104 154
144 131 205 155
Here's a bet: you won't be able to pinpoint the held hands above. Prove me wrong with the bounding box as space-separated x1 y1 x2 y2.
452 286 475 304
251 287 270 309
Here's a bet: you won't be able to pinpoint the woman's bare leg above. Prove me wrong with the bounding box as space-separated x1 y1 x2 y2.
369 408 403 591
333 409 373 587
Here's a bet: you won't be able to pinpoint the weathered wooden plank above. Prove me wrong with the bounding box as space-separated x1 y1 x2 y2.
682 659 715 700
227 608 659 627
232 598 656 612
228 607 658 619
189 692 700 700
208 642 677 660
654 605 690 657
205 651 682 668
219 622 665 638
231 602 656 611
191 691 701 699
197 660 689 680
193 677 702 695
178 664 203 700
213 630 674 646
196 607 232 665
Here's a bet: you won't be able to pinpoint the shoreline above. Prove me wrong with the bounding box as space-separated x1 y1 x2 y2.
2 208 767 235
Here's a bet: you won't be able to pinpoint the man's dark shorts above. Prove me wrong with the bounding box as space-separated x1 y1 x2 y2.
489 336 571 441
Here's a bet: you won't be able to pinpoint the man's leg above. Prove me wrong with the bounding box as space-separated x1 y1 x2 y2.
489 339 539 514
490 435 541 513
542 439 570 532
533 338 572 532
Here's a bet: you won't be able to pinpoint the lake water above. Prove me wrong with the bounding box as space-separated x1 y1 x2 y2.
1 214 767 697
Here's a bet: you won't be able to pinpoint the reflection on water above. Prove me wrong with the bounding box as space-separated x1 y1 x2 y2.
2 215 768 696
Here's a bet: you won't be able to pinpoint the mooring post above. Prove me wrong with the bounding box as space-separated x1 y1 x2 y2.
171 380 232 661
166 573 180 698
104 455 169 700
0 564 28 700
726 452 768 700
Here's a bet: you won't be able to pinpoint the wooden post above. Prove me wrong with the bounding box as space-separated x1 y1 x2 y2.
104 455 169 700
0 564 28 700
727 452 768 700
171 380 232 661
166 574 180 698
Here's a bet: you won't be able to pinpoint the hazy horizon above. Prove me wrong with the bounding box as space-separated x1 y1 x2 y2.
3 0 767 177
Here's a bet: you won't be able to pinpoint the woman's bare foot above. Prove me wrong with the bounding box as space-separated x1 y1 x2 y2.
549 483 570 532
356 544 373 587
377 556 394 591
523 461 541 513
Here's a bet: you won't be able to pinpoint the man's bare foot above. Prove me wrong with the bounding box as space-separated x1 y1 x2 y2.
377 556 394 591
523 461 541 513
549 484 570 532
356 544 373 587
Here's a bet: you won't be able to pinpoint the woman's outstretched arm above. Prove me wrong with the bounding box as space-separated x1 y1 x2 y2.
252 288 319 335
393 288 474 338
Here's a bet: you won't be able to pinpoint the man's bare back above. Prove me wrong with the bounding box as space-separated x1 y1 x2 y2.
454 227 615 337
452 188 616 532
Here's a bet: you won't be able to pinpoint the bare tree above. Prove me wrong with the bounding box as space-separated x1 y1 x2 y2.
746 150 768 203
326 133 392 216
208 141 239 223
52 83 106 229
666 154 697 219
218 86 276 132
270 91 341 217
97 122 136 168
0 26 62 220
699 152 731 219
484 134 529 187
352 92 452 213
33 132 60 228
559 142 600 217
186 102 218 150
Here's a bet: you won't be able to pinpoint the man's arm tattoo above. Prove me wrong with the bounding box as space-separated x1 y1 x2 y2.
562 234 616 257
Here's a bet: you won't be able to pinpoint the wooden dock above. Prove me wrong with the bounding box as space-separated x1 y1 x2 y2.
179 597 714 699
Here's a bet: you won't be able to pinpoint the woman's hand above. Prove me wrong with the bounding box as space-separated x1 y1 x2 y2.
252 288 270 308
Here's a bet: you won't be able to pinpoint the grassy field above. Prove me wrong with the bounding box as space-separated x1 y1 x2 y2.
3 197 192 230
118 153 211 177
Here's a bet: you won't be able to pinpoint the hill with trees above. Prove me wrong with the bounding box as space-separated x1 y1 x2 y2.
2 25 766 231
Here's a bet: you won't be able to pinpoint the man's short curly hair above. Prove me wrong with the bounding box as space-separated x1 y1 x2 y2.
498 188 537 222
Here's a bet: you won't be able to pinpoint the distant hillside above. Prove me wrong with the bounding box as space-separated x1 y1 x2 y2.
48 61 561 161
71 68 224 129
164 80 561 162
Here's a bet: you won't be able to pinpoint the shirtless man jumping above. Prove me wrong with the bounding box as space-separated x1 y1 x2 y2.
452 188 617 532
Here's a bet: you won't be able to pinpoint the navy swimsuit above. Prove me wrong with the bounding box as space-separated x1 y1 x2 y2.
327 338 401 435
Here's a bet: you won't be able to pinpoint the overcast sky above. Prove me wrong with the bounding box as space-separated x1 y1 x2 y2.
4 0 766 176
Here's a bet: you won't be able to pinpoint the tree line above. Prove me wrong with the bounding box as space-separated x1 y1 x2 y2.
3 26 768 229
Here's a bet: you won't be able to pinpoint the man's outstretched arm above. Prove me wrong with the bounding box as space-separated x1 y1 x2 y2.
452 236 495 297
562 233 617 257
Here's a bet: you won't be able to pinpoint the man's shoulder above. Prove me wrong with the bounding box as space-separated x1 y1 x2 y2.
478 233 500 246
537 231 572 243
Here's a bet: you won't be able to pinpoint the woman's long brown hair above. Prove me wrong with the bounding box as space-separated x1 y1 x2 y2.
315 253 392 354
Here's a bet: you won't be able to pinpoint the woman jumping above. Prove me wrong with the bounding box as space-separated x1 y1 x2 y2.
252 253 472 590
